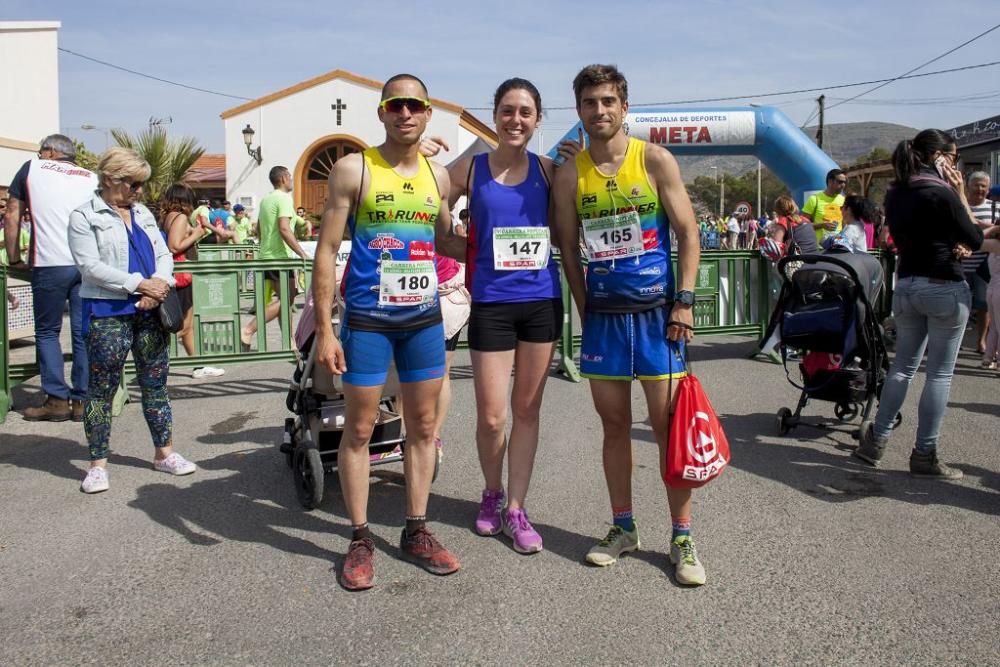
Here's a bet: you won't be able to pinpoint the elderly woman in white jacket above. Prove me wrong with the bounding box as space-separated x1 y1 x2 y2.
68 147 196 494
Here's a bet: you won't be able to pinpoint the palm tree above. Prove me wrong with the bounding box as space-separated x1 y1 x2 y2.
111 127 204 205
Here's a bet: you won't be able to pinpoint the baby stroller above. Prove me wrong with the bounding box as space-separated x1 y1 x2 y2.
768 251 895 437
281 300 441 510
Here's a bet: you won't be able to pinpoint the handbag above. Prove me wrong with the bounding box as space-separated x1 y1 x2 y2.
129 209 184 333
663 350 731 489
156 287 185 333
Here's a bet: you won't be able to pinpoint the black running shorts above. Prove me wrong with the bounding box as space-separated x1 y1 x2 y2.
468 298 563 352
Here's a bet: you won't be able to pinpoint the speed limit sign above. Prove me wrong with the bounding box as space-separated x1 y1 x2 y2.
734 201 752 216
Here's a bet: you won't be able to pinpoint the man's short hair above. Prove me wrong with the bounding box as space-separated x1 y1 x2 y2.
967 171 990 186
198 198 210 205
268 166 289 187
381 73 428 99
572 64 628 107
211 199 222 208
39 134 76 161
826 168 846 183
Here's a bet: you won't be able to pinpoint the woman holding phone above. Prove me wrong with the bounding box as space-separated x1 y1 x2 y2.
854 130 984 478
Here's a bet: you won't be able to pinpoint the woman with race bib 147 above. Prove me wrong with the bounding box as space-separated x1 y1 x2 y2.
433 78 563 554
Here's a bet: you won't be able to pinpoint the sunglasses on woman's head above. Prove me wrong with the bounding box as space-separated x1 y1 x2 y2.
379 96 431 114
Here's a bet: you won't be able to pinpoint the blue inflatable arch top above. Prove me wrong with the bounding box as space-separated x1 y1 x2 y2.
546 106 837 206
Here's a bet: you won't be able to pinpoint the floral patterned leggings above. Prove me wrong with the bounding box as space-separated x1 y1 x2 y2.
85 313 172 460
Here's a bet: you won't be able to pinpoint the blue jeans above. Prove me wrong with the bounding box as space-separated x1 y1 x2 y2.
873 277 970 450
32 265 88 401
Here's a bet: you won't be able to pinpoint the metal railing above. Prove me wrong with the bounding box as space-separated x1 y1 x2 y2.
0 249 899 423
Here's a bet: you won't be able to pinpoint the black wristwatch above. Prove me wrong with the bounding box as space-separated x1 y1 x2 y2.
675 290 696 306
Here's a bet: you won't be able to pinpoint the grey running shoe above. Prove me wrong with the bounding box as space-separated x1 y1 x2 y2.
585 523 640 567
669 536 707 586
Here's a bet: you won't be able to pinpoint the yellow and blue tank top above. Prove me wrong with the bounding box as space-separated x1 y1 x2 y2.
575 137 672 312
342 147 442 331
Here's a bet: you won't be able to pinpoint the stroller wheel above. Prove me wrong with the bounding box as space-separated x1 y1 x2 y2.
834 402 859 423
776 407 793 436
293 444 324 510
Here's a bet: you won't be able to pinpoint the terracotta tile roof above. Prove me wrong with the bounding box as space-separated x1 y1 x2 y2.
191 154 225 170
186 154 226 183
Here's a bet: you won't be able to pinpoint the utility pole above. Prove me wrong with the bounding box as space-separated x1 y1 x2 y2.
815 95 825 149
757 160 762 216
720 176 725 218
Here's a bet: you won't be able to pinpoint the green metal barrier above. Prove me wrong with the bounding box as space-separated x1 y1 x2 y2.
548 251 772 382
0 249 900 422
1 265 10 423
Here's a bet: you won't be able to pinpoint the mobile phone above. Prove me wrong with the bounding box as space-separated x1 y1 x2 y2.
934 156 949 179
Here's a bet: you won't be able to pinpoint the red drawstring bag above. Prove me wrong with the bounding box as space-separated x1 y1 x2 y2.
664 373 730 489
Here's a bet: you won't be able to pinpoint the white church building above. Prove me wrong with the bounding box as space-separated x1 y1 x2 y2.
219 69 497 215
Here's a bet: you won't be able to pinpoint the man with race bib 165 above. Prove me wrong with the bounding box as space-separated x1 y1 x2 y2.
553 64 707 586
313 73 459 591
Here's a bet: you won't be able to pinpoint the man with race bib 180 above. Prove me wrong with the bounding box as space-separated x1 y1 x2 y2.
553 64 707 586
313 73 459 591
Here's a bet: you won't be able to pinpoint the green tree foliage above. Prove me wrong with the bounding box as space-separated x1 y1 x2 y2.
111 127 204 205
72 140 100 172
687 166 789 217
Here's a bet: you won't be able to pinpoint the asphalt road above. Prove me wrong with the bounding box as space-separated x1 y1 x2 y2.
1 335 998 666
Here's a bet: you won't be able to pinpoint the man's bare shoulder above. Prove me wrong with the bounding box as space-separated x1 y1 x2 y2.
643 142 681 175
329 152 364 190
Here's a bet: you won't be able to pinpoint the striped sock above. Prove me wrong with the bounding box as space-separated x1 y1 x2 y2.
671 516 691 541
612 506 634 532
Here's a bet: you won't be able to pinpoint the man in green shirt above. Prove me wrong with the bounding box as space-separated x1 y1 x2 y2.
291 206 313 243
229 204 254 244
801 168 847 244
240 166 308 348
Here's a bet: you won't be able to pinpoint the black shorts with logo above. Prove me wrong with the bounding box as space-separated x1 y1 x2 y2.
468 298 563 352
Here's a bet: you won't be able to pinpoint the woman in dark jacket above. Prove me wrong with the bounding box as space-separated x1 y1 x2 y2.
854 130 984 478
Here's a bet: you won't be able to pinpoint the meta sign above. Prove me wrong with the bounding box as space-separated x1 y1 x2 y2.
548 106 838 205
627 110 756 147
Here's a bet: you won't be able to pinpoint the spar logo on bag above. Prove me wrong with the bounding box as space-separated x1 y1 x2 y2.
665 374 731 489
683 410 728 483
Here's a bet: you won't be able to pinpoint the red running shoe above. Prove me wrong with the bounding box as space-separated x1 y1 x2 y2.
340 538 376 590
399 528 460 575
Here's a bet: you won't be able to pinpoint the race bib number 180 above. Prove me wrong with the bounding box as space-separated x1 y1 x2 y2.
493 226 550 270
582 210 645 261
379 260 436 305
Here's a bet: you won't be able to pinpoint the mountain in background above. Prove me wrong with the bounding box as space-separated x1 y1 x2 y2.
677 121 917 181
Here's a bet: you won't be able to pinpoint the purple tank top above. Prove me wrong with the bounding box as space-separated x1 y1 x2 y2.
466 152 561 303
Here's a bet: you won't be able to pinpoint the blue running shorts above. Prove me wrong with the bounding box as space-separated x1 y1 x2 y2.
580 306 688 381
341 322 446 386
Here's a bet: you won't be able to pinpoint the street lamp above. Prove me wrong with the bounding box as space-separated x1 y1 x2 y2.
709 166 724 218
80 123 110 150
242 124 262 165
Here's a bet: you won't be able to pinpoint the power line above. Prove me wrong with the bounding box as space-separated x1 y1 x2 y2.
469 60 1000 111
59 43 1000 113
825 23 1000 112
58 47 253 101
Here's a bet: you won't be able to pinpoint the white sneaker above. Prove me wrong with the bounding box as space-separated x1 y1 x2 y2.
81 467 109 494
153 452 196 476
192 366 226 378
669 536 707 586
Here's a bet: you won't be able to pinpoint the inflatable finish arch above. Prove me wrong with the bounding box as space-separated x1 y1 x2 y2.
546 106 837 206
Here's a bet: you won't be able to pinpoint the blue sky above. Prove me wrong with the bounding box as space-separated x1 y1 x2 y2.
7 0 1000 153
